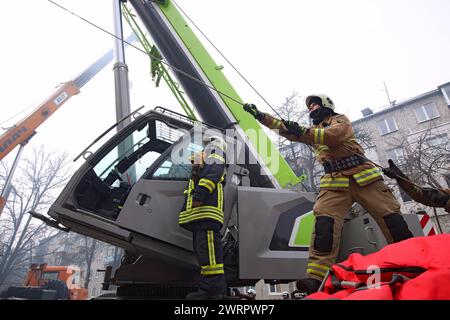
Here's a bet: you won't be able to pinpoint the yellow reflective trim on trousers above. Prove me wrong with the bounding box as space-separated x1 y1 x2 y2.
179 213 224 224
201 263 224 270
218 183 223 210
179 206 223 216
199 178 215 193
179 208 223 216
307 268 327 278
179 210 224 222
201 264 224 275
179 215 223 225
201 269 225 275
207 231 216 266
179 215 223 224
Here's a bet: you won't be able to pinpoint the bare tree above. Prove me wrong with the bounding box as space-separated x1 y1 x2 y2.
82 237 98 288
271 92 319 191
273 93 375 192
353 124 375 149
35 231 119 291
0 146 71 289
384 127 449 189
383 127 450 231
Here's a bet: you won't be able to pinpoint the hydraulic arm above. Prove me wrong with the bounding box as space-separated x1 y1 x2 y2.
128 0 303 189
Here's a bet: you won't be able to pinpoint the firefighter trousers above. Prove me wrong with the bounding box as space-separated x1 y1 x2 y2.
192 221 227 295
306 177 413 281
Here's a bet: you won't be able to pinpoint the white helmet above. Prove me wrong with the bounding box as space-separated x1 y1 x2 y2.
203 134 227 152
305 94 335 111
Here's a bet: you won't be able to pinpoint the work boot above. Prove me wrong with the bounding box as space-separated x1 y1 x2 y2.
296 278 322 296
186 289 225 300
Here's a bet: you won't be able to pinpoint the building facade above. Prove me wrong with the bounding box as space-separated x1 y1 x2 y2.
352 82 450 232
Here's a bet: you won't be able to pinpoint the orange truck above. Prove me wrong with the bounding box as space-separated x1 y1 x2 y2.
1 263 88 300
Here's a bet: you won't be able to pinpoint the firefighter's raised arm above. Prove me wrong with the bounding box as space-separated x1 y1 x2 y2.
243 103 308 139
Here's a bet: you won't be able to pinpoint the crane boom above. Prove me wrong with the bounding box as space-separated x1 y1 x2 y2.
129 0 302 189
0 33 137 214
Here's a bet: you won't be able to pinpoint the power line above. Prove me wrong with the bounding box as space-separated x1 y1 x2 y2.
171 0 282 118
46 0 253 110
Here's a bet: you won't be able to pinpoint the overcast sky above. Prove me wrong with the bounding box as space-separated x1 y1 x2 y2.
1 0 450 166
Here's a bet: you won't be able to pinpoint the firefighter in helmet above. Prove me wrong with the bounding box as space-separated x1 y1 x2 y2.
383 159 450 213
180 134 228 299
243 94 413 295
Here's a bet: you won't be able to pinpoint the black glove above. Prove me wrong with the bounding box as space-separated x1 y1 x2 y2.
243 103 264 121
421 188 450 207
282 120 307 137
382 159 407 179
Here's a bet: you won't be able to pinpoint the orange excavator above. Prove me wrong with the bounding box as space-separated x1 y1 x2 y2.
0 33 136 215
1 263 88 300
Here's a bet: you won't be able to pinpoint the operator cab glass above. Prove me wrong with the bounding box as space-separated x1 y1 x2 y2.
72 110 213 221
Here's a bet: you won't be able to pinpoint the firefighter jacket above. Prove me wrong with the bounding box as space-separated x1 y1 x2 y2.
306 234 450 300
260 113 383 191
178 143 226 230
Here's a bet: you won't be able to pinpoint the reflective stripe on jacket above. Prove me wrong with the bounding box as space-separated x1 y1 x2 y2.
179 145 226 229
261 113 383 190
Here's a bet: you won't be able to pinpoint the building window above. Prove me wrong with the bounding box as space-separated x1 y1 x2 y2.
377 116 398 136
441 86 450 105
414 102 440 123
425 134 447 147
386 147 404 162
268 284 279 294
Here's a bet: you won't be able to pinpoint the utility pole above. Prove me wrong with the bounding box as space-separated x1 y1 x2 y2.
112 0 135 182
383 81 394 107
112 0 132 130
